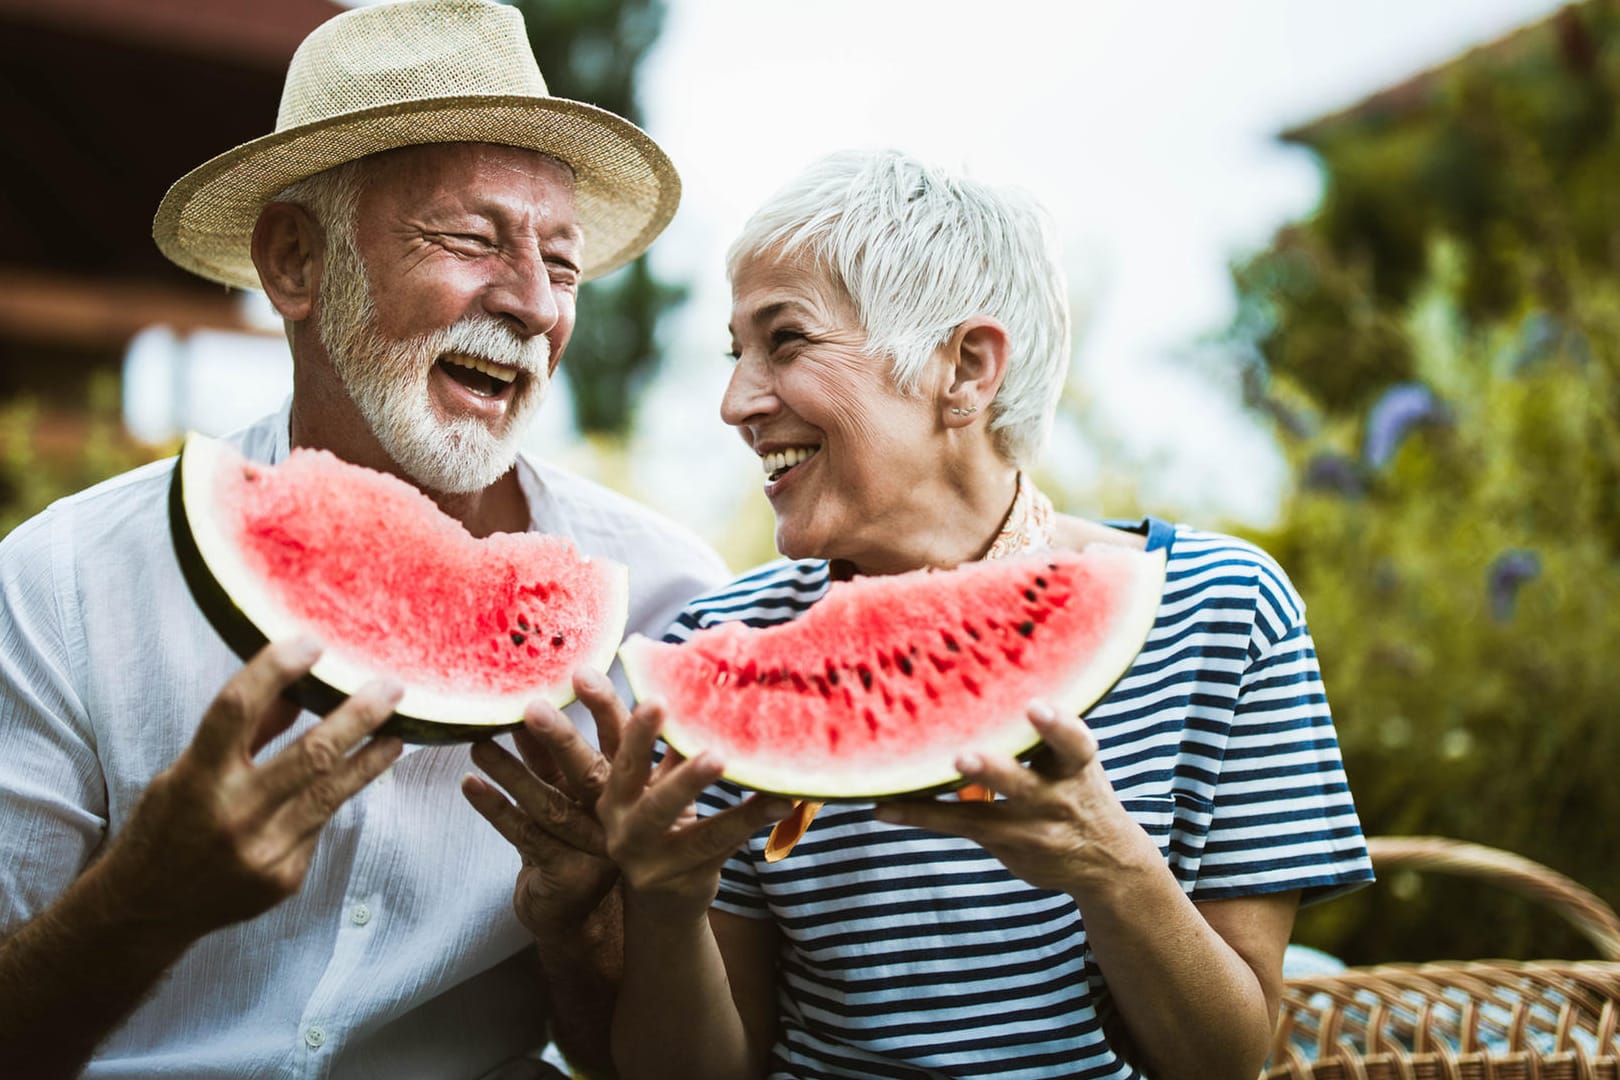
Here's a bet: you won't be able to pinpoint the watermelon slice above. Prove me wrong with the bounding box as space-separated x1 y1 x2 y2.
619 544 1166 800
169 432 628 743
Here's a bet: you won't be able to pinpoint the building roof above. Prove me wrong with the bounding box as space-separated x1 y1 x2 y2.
0 0 336 359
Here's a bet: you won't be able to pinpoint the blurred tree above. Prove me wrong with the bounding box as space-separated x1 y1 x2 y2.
0 373 169 537
512 0 686 436
1227 1 1620 964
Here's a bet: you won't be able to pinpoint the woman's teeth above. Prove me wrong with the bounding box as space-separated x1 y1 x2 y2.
764 446 818 481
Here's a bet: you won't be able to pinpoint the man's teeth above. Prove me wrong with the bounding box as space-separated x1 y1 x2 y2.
443 353 517 384
763 446 817 480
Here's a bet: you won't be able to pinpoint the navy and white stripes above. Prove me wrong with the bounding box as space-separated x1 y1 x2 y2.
670 519 1372 1079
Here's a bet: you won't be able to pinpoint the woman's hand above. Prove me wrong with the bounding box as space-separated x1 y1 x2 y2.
599 699 793 923
873 701 1159 896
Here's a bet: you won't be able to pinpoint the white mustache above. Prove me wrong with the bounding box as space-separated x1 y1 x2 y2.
423 317 550 378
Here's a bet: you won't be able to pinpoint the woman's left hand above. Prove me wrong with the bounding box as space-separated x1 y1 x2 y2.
874 702 1159 895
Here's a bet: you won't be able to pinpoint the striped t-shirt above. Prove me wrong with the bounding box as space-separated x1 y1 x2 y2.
672 519 1373 1079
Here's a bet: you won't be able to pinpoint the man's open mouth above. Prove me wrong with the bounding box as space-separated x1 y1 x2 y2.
437 352 519 399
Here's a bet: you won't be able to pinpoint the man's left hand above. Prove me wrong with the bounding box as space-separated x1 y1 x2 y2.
462 668 626 943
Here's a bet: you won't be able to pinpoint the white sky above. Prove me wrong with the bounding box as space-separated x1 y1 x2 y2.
616 0 1565 535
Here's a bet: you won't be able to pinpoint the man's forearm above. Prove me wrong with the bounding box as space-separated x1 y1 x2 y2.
535 884 624 1079
0 847 198 1078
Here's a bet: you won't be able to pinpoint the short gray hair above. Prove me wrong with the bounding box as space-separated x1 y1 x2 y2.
272 161 366 264
726 149 1071 466
270 162 372 347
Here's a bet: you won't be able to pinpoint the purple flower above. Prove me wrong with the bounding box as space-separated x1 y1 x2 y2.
1487 549 1541 622
1301 452 1365 497
1362 383 1450 470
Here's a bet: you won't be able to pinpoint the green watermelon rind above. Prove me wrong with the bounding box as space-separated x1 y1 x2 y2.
619 545 1168 801
169 432 629 744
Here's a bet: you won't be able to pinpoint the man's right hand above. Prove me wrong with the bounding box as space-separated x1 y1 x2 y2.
111 636 405 941
0 636 403 1077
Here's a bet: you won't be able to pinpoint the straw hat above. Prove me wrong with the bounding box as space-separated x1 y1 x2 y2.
153 0 680 289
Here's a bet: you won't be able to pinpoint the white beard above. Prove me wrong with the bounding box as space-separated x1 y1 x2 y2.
317 236 552 495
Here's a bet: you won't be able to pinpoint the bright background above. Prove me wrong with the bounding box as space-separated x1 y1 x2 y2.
624 0 1564 532
123 0 1566 541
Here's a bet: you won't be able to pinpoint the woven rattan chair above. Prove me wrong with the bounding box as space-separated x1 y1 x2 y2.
1264 836 1620 1080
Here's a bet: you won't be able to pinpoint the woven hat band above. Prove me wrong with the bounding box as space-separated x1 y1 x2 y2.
277 1 547 131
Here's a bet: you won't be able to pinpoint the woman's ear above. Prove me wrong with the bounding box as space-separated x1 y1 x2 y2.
250 202 323 321
942 316 1011 426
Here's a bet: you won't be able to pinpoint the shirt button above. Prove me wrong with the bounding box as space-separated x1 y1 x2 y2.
304 1024 325 1049
350 903 372 926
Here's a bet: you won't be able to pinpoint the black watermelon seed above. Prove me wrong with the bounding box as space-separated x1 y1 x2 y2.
897 655 913 676
827 667 840 686
551 634 565 647
1018 620 1035 637
510 632 526 645
858 666 873 691
943 634 960 652
1035 576 1049 588
517 615 530 631
1024 588 1038 602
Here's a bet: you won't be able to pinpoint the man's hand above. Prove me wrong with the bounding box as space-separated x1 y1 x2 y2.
461 667 640 1078
0 636 404 1077
462 668 628 944
113 636 405 940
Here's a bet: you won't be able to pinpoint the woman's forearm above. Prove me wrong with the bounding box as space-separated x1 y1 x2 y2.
612 893 758 1080
1074 842 1283 1080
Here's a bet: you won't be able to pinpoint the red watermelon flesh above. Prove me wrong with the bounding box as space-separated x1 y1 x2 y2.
619 544 1165 800
172 432 628 739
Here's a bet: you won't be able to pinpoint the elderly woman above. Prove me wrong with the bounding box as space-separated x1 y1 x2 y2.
467 149 1372 1080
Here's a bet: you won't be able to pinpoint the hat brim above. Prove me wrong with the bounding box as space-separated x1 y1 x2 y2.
153 94 680 289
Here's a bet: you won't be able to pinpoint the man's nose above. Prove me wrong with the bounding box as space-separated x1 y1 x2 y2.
482 251 559 339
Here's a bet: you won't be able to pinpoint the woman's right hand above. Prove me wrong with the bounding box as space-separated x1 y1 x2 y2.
599 699 793 923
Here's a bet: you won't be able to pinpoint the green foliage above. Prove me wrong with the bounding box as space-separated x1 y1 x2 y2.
0 372 169 539
1229 1 1620 964
510 0 683 435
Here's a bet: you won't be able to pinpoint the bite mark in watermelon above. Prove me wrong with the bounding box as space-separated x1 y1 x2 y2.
619 544 1166 800
169 432 628 743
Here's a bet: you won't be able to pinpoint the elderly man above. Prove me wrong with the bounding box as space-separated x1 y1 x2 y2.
0 2 725 1076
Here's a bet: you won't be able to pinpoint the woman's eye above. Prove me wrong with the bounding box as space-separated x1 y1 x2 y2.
769 328 805 352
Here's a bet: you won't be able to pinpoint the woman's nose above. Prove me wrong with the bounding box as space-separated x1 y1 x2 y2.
720 356 776 427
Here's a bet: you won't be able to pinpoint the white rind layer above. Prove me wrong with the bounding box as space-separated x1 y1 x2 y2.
180 432 629 728
618 544 1169 800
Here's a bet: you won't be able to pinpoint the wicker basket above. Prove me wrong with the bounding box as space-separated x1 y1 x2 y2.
1264 837 1620 1080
